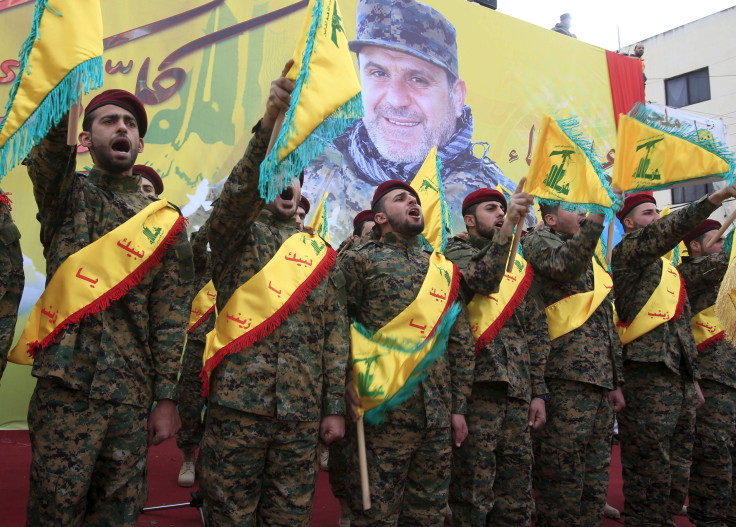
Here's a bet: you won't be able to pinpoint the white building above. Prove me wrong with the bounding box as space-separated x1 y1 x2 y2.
619 6 736 221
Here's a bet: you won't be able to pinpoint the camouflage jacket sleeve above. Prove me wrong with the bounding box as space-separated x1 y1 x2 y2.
613 195 718 269
24 114 78 245
149 230 195 401
522 220 604 282
322 267 349 416
523 287 551 398
208 121 271 276
457 232 512 295
447 301 476 415
679 253 728 307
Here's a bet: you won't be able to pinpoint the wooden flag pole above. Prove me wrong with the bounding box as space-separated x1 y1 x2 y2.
705 207 736 249
606 219 616 264
357 416 371 510
266 112 286 156
506 177 528 273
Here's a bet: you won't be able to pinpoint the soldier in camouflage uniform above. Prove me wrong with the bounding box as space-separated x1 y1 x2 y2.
612 188 736 526
304 0 523 244
175 224 214 487
0 191 24 382
197 64 348 526
338 179 507 526
678 219 736 527
445 188 548 526
22 89 193 526
521 203 625 527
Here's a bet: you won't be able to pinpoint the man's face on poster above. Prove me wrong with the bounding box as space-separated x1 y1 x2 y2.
358 45 466 164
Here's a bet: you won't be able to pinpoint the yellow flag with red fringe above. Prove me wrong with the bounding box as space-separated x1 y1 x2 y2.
259 0 362 202
612 103 735 193
0 0 103 179
309 192 330 242
525 114 620 218
409 146 452 254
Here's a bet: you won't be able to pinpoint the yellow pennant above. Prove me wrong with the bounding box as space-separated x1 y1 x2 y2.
468 254 533 351
309 192 330 242
546 259 613 340
188 279 217 334
259 0 362 201
616 258 684 345
0 0 103 177
201 232 336 395
10 200 184 364
612 113 731 193
691 305 724 351
352 252 460 424
525 114 617 213
410 147 449 253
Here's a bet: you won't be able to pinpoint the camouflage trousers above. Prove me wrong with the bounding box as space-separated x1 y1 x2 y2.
198 404 320 527
327 418 356 500
175 337 205 453
618 361 696 527
688 379 736 527
532 378 613 527
347 421 451 526
26 378 149 527
449 382 532 526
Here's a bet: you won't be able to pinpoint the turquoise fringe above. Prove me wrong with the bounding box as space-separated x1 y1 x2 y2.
628 102 736 189
354 302 462 426
259 0 363 202
0 1 103 179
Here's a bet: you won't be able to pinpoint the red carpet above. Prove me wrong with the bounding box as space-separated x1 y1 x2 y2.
0 431 694 526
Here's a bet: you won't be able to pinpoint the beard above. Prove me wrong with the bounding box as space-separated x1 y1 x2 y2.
89 137 139 173
364 102 457 164
387 213 424 236
475 221 497 240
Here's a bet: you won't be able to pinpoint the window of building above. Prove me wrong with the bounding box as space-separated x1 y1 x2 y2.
665 68 711 108
671 182 713 205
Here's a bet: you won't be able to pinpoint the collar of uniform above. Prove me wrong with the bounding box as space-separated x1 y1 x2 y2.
468 232 495 250
382 231 421 250
87 166 140 193
257 208 297 230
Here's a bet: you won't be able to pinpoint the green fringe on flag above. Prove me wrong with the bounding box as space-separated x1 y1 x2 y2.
0 1 103 178
258 0 363 202
627 102 736 190
353 301 462 426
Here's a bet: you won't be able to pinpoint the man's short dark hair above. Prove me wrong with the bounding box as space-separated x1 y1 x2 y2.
539 202 559 226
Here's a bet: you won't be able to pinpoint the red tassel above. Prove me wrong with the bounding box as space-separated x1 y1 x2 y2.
0 192 12 210
27 215 188 358
696 331 724 352
187 304 215 334
475 266 534 354
200 245 337 396
672 274 687 322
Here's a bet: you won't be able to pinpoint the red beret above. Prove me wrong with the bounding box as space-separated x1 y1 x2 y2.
462 188 507 215
299 195 310 214
616 192 655 221
133 165 163 195
683 219 721 246
371 180 420 211
85 89 148 138
353 210 374 229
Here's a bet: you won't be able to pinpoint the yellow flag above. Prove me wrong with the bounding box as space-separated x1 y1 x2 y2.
309 192 330 242
525 115 619 215
259 0 362 202
0 0 103 178
612 104 735 193
410 147 450 253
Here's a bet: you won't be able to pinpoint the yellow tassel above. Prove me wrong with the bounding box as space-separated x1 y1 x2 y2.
715 260 736 345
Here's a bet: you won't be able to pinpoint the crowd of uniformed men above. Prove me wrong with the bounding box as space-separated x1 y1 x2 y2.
2 14 736 527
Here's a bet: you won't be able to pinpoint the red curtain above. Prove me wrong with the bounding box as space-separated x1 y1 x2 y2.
606 50 645 128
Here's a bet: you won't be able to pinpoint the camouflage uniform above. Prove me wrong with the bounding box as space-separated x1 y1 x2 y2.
612 195 717 526
0 191 24 381
521 220 623 527
198 121 348 526
679 251 736 526
23 115 193 526
176 227 213 454
338 229 489 526
445 234 550 526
